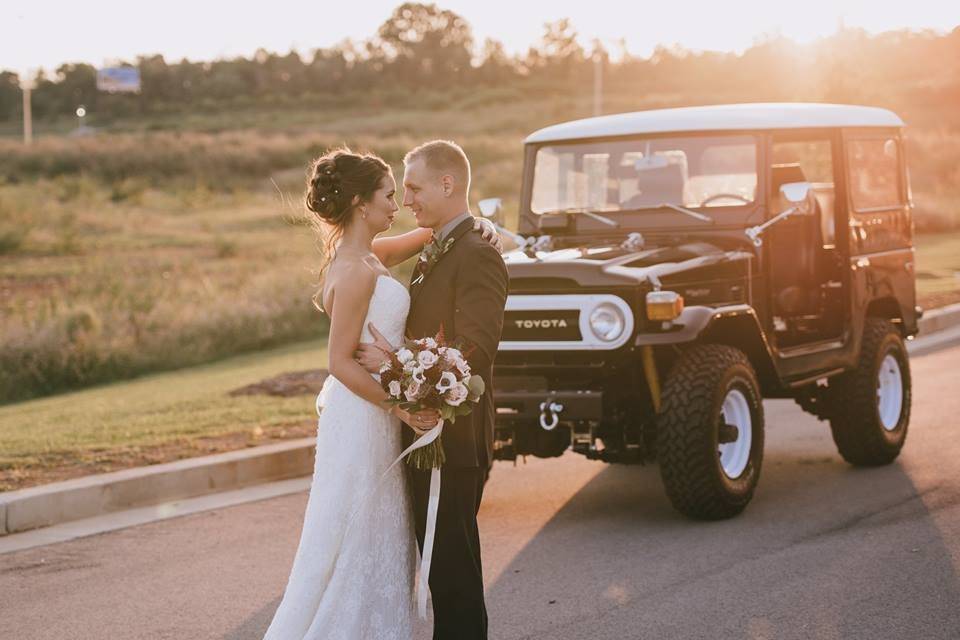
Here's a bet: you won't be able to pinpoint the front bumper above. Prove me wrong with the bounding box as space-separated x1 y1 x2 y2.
494 389 604 424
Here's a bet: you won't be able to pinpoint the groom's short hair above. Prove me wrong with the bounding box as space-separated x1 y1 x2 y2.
404 140 471 193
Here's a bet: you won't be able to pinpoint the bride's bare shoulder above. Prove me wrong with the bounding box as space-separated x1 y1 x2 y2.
322 257 382 313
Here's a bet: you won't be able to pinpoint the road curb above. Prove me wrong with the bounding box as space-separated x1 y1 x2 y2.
2 301 960 539
918 301 960 336
0 437 316 536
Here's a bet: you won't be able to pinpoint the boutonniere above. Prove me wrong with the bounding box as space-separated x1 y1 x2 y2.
412 235 456 285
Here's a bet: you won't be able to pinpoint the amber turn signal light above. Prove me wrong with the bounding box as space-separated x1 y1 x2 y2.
645 291 684 321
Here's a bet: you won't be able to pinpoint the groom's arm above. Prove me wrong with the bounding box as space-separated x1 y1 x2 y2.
452 241 508 374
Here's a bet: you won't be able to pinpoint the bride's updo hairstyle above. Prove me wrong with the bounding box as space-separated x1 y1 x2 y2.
305 147 391 310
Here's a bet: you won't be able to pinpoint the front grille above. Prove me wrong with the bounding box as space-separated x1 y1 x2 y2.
502 309 582 341
498 292 636 351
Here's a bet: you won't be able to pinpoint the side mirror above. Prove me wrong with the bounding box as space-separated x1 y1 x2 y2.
779 182 815 216
477 197 529 250
478 197 503 222
746 181 817 247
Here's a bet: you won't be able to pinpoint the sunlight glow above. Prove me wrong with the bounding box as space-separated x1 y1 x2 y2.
1 0 956 76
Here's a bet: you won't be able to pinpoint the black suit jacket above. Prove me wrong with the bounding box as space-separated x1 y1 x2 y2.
403 216 509 469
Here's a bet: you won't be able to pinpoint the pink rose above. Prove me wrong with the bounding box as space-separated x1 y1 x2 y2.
417 350 439 369
405 380 422 402
446 383 469 406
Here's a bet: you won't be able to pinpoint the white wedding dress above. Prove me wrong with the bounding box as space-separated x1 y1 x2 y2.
264 274 416 640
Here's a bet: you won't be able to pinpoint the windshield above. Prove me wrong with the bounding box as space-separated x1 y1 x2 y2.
531 135 758 214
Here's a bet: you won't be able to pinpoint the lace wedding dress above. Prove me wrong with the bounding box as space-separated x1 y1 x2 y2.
263 274 416 640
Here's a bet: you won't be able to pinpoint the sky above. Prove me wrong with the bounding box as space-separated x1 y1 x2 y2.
2 0 958 77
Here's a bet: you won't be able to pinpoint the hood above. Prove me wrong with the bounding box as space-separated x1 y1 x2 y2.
504 240 754 290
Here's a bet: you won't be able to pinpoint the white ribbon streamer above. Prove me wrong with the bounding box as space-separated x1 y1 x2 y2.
418 465 441 619
386 421 443 620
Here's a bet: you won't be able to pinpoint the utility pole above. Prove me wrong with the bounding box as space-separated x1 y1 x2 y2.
22 75 33 145
592 52 603 117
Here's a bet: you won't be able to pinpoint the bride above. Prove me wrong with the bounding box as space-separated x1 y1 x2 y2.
263 148 499 639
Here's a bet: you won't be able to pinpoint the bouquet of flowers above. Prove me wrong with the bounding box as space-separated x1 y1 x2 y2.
379 327 485 470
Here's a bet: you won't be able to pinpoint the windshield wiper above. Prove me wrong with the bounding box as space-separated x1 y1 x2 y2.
541 208 619 228
654 203 714 223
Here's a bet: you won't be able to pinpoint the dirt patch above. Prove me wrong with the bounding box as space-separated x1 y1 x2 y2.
0 421 317 493
228 368 329 397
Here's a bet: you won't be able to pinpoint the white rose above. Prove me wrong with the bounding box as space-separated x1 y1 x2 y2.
388 380 401 398
396 348 414 364
405 380 422 402
446 383 469 406
403 358 417 372
435 371 458 393
443 347 463 364
423 337 438 349
417 350 439 369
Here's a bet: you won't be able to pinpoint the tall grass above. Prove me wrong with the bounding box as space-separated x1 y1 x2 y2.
0 178 336 403
0 268 326 404
0 88 956 403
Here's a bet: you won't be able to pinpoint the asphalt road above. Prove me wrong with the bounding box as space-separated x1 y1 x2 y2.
3 342 960 640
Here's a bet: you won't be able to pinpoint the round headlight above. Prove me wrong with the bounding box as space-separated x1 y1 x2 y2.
589 303 625 342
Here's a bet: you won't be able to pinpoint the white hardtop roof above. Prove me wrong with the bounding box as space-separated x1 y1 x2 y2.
525 103 904 144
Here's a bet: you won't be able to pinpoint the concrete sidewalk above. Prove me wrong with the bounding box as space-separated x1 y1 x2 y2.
2 301 959 543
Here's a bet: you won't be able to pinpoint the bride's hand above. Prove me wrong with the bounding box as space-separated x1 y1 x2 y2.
354 322 394 373
392 407 441 435
473 217 503 253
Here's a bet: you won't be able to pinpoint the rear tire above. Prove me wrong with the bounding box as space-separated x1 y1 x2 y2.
657 344 765 520
828 318 911 466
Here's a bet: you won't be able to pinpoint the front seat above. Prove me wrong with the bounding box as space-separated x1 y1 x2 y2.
621 162 686 209
768 163 823 317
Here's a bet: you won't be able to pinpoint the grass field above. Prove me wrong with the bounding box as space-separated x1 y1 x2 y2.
915 231 960 304
0 89 958 489
2 92 957 401
0 100 530 404
0 337 327 491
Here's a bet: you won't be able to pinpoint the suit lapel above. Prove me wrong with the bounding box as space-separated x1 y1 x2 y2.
410 216 475 307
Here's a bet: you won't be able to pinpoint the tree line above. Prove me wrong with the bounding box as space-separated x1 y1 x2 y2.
1 2 958 124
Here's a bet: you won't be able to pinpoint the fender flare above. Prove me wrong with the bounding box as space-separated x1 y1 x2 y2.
636 305 780 387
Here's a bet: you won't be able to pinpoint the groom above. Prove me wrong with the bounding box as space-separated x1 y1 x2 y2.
358 139 508 639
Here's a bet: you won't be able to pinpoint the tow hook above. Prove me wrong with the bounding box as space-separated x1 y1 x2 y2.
539 400 565 431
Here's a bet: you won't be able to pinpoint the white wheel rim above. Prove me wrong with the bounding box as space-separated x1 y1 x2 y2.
877 354 903 431
718 389 752 479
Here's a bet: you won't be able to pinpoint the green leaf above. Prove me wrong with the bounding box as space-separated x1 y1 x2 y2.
468 375 485 397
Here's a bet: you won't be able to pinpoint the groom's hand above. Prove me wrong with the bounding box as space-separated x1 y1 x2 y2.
354 322 393 373
394 407 441 435
474 217 503 254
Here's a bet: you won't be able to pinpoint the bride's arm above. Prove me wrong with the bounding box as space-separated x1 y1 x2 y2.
372 228 433 268
326 268 440 428
372 218 503 267
325 269 397 410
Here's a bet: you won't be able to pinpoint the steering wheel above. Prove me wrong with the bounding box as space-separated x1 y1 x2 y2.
700 193 751 207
